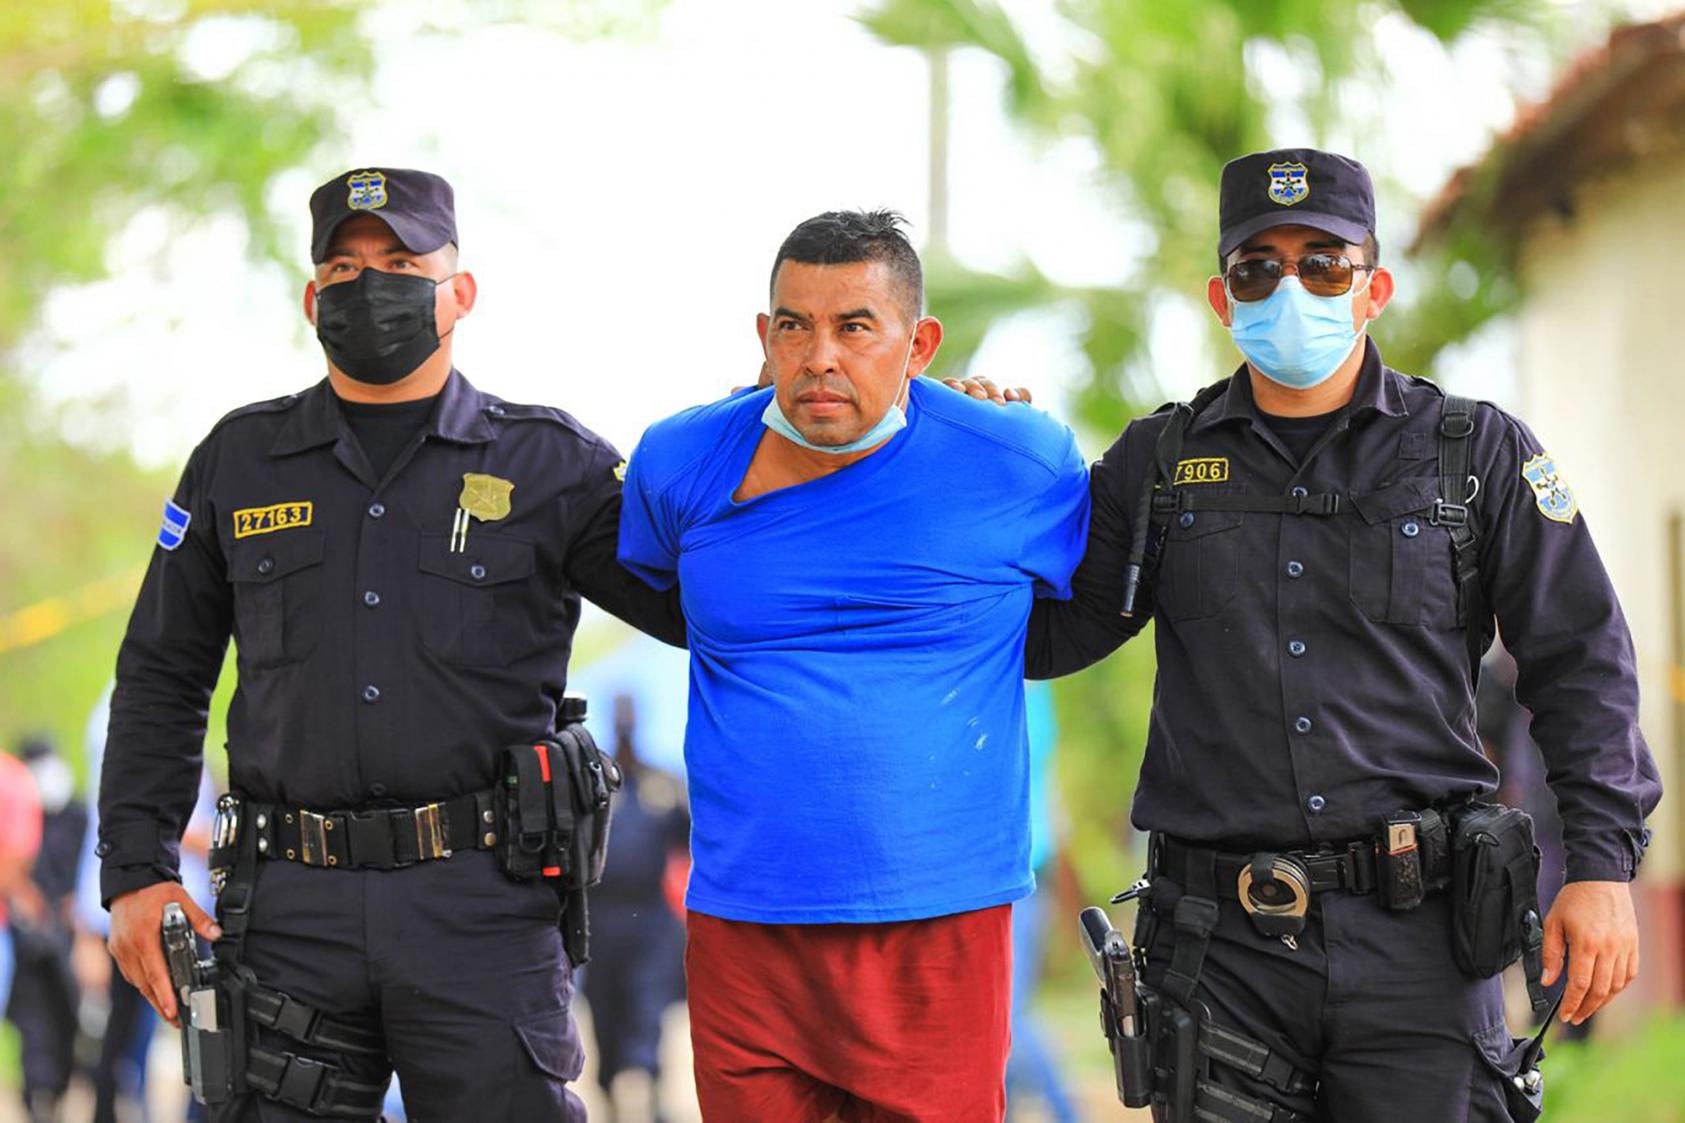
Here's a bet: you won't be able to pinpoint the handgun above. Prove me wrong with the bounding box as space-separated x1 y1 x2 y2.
162 903 200 1007
1080 905 1153 1108
162 902 235 1103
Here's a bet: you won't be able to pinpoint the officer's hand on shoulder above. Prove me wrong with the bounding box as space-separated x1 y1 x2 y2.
108 881 221 1027
1541 880 1640 1025
937 375 1033 405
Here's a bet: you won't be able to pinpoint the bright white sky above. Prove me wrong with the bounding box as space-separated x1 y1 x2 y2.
24 0 1670 469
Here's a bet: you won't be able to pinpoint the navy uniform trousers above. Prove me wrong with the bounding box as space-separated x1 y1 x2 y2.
1139 884 1534 1122
212 851 585 1122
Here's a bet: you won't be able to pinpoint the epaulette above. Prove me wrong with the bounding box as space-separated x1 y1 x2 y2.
481 400 601 444
206 392 304 437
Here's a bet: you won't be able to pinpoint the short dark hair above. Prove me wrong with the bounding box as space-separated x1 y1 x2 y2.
1220 232 1379 273
771 210 924 320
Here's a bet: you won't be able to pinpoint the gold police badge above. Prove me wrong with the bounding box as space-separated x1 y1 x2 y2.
451 473 514 552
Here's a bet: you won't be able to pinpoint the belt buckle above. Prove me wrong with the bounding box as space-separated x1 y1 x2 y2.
299 810 328 867
414 802 450 861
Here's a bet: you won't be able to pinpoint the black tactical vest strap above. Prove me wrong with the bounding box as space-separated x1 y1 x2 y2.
1434 395 1487 675
1121 382 1230 616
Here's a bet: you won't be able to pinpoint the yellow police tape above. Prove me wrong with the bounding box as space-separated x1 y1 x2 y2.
0 567 145 657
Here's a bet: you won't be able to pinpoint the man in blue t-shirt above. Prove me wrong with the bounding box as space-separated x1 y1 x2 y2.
618 211 1089 1122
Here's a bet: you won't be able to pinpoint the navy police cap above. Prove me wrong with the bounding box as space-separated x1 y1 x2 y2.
1218 148 1374 258
309 167 457 263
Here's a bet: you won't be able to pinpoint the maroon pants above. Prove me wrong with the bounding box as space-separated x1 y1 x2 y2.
686 905 1013 1123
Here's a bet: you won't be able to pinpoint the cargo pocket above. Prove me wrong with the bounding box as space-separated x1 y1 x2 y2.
417 533 539 667
227 530 326 667
514 1007 585 1084
1348 478 1456 628
1155 506 1245 621
1471 1021 1544 1122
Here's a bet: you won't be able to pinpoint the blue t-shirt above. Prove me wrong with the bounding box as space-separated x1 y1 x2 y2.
618 379 1090 923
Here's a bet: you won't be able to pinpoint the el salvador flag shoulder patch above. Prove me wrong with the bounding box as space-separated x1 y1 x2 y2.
158 499 191 550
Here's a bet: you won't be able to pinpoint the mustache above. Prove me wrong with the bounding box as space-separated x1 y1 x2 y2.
789 375 858 402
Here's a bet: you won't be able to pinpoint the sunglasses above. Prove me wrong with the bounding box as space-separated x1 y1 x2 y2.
1225 254 1376 303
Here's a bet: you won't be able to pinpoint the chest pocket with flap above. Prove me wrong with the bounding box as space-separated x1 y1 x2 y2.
1155 502 1246 622
1348 477 1456 628
227 530 327 668
417 533 540 667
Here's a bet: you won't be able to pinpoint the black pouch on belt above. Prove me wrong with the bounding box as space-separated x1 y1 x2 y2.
549 722 620 891
1450 803 1550 1012
498 742 559 880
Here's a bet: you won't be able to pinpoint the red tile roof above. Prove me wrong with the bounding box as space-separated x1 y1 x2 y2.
1413 11 1685 252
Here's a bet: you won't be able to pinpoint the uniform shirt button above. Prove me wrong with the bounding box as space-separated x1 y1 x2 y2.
1306 794 1327 813
368 502 386 519
256 556 274 576
361 684 381 704
1294 716 1313 734
1290 486 1309 498
1285 560 1305 578
363 590 381 607
1288 640 1307 657
370 783 388 798
487 404 506 416
469 564 487 581
1178 512 1196 529
1402 521 1420 538
95 841 112 858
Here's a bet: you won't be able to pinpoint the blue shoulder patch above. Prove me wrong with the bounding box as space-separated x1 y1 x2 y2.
158 499 191 551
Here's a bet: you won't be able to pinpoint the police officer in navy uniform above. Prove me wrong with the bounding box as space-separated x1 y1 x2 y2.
1027 149 1661 1120
98 167 684 1120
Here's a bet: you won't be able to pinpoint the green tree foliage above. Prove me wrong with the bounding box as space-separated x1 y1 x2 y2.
0 0 659 764
863 0 1553 431
862 0 1559 901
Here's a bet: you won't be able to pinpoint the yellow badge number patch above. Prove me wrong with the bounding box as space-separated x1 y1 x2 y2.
1174 457 1230 486
233 502 313 539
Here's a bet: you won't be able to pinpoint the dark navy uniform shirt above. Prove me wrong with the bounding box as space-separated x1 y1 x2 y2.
98 370 685 904
1026 339 1661 882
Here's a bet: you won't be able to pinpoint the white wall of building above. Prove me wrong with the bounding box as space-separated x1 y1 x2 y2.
1512 155 1685 879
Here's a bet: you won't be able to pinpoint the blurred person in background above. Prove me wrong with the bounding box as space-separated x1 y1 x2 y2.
76 688 159 1123
1477 644 1591 1041
6 733 88 1122
1004 682 1078 1123
0 746 45 1022
580 693 689 1123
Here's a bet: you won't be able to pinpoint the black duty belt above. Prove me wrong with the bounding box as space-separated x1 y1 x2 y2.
1155 833 1448 901
250 790 498 870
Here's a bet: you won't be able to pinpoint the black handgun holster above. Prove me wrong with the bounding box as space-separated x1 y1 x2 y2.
496 721 621 966
1111 860 1315 1123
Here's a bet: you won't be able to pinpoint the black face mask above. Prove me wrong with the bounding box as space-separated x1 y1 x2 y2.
314 269 450 385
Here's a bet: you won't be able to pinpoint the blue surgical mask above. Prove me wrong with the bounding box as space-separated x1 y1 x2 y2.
762 390 907 454
1227 274 1369 390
